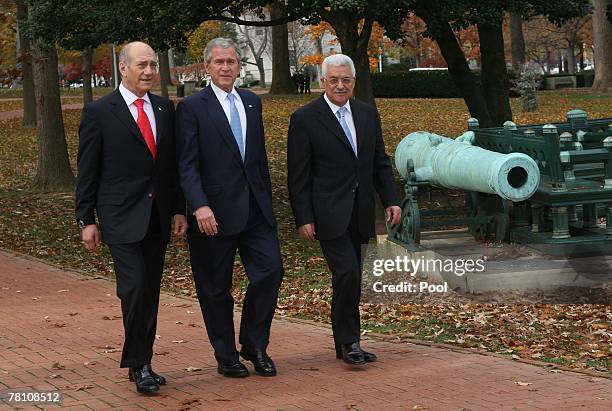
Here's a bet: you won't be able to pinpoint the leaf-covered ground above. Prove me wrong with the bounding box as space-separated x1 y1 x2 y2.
0 92 610 373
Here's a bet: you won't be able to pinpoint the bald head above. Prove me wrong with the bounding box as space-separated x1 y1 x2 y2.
118 41 158 97
119 41 155 65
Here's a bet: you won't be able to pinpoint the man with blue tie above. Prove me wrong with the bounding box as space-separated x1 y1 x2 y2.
176 38 283 378
287 54 401 366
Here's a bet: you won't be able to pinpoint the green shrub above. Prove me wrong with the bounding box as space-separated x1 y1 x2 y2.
372 70 482 98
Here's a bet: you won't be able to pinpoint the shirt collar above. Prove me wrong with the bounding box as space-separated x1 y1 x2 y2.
210 82 239 102
324 93 351 116
119 83 151 107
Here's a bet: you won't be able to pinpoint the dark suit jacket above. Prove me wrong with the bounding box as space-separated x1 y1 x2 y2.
176 86 275 236
75 89 185 244
287 96 399 241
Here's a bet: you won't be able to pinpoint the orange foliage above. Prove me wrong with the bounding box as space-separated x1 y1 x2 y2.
299 54 325 66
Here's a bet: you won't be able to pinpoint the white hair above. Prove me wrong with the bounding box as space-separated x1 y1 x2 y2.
321 54 355 78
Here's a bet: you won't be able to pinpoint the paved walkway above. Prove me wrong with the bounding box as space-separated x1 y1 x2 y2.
0 250 610 410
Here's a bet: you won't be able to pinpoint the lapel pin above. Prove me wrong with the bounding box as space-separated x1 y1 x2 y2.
248 104 253 108
158 107 163 111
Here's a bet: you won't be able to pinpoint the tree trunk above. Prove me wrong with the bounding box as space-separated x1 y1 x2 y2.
545 51 553 74
269 5 296 94
326 13 376 106
592 0 612 91
16 0 36 127
256 58 266 88
158 49 171 98
82 45 94 104
478 22 513 126
566 46 576 74
31 42 75 191
509 12 525 72
424 18 494 127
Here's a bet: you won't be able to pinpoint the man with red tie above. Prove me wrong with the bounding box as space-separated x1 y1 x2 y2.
75 41 187 394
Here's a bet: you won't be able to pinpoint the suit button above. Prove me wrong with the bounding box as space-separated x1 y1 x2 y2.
148 193 153 198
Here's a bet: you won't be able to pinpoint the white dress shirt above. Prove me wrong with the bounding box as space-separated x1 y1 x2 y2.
324 93 357 154
118 83 157 141
210 82 247 148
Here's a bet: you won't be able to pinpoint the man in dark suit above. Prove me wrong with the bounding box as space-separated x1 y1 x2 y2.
176 38 283 378
287 54 401 366
75 41 187 394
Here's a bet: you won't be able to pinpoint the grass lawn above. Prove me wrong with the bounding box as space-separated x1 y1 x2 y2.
0 90 610 373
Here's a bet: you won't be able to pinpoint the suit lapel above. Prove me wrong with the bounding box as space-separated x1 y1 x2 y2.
201 86 243 165
237 89 257 165
109 89 148 151
350 99 366 156
148 93 164 146
315 96 355 155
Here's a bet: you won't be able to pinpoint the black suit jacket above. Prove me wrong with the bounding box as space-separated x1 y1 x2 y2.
176 86 275 235
75 89 185 244
287 96 399 240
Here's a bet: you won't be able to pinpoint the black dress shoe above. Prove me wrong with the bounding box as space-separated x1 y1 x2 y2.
240 347 277 377
217 361 250 378
335 345 377 362
339 342 366 365
129 366 167 385
130 364 159 395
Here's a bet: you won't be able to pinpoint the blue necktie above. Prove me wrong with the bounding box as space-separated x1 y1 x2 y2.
336 106 357 156
228 93 245 161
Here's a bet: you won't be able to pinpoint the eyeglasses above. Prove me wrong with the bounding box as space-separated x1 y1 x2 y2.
325 77 355 86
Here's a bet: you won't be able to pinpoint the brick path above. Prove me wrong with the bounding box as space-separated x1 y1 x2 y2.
0 250 610 410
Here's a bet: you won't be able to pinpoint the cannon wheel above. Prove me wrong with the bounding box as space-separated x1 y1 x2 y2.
388 192 421 246
387 159 421 246
467 192 510 241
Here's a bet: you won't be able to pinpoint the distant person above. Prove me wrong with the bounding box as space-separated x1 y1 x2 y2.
287 54 400 366
292 72 300 92
304 73 311 94
297 72 305 94
75 41 188 395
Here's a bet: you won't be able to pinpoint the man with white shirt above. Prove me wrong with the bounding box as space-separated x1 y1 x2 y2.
75 41 187 394
176 38 283 378
287 54 401 366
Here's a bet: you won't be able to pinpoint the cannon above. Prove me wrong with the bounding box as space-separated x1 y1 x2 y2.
388 130 540 246
388 110 612 248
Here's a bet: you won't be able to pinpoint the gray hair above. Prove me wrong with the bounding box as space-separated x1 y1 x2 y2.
118 41 154 65
203 38 241 63
322 54 355 78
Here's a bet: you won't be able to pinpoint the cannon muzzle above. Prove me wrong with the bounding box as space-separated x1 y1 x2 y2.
395 131 540 202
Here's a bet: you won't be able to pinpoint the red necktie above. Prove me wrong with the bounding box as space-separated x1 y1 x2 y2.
134 98 156 158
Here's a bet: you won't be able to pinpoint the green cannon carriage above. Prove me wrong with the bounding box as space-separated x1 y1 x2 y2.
388 109 612 249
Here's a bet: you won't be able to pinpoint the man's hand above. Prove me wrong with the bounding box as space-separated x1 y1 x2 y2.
172 214 188 239
297 223 316 241
385 205 402 226
195 206 218 235
82 224 100 252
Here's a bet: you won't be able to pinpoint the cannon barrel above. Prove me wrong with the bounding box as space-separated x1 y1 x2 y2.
395 131 540 202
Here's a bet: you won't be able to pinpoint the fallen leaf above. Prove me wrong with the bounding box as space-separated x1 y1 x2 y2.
51 362 65 370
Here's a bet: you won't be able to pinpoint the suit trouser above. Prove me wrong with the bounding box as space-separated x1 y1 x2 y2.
319 195 368 345
108 202 166 368
188 194 284 365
